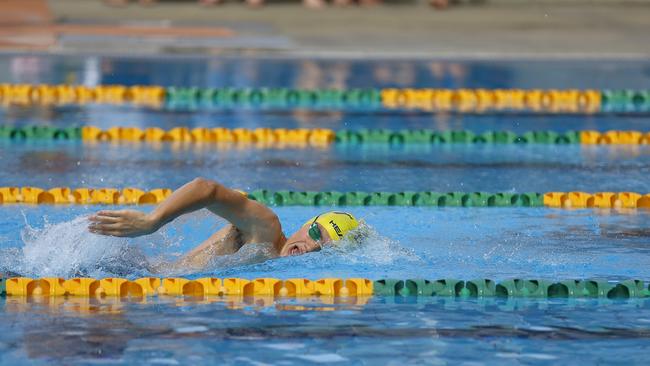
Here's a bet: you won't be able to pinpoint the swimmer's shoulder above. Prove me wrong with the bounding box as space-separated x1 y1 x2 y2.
239 199 283 245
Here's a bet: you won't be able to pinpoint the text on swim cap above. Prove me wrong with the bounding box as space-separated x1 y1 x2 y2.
329 220 343 237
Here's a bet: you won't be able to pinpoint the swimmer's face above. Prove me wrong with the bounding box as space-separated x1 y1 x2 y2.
280 222 333 257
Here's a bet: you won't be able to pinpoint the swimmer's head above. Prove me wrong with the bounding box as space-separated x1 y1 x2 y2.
280 211 359 257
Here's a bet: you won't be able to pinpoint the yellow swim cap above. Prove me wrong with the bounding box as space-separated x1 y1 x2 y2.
304 211 359 242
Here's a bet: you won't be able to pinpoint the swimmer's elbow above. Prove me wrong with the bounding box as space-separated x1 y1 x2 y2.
190 177 216 189
190 177 239 205
190 177 222 200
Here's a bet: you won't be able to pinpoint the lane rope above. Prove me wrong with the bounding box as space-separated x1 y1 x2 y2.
1 277 648 299
1 188 649 208
1 84 649 113
3 126 650 145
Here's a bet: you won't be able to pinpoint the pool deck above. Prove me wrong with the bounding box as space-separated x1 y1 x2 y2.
1 0 650 58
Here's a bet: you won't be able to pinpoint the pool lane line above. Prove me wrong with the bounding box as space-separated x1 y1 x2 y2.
1 188 649 208
2 278 649 299
3 126 650 145
1 84 649 113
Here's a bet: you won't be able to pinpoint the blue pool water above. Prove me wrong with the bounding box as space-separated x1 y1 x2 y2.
2 142 650 193
2 206 650 281
3 55 650 89
2 54 650 365
3 296 650 365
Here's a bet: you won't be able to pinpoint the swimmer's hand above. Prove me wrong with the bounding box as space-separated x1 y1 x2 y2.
88 210 158 237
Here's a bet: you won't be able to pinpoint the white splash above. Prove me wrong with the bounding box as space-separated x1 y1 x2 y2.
203 221 424 279
19 216 148 278
5 215 417 279
319 221 422 265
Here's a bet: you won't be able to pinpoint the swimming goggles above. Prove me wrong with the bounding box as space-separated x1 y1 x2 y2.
308 215 323 243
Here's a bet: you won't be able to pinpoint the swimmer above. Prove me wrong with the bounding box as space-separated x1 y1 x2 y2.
88 177 359 270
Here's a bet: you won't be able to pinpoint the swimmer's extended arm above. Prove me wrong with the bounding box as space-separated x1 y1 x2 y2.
89 177 281 241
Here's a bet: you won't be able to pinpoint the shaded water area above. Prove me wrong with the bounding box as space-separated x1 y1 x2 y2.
2 142 650 193
3 296 650 365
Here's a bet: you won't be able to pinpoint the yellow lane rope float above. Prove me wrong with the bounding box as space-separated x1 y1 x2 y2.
0 277 370 297
380 88 603 113
81 126 335 145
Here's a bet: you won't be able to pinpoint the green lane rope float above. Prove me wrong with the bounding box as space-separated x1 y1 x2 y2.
1 188 649 209
250 190 650 209
2 84 650 113
2 277 650 300
2 126 650 145
249 190 545 207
